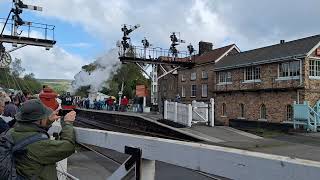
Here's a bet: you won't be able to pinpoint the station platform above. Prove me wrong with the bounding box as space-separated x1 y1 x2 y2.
66 109 320 179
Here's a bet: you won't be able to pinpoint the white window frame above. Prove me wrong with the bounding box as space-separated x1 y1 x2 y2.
201 84 208 97
191 85 196 97
181 74 186 82
181 86 185 97
217 71 232 85
191 72 197 81
243 66 261 83
309 59 320 79
276 61 300 80
201 71 208 79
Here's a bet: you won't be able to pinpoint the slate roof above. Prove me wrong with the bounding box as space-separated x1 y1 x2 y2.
194 44 236 64
215 34 320 71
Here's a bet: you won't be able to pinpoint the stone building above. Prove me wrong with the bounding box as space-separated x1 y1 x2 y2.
158 34 320 126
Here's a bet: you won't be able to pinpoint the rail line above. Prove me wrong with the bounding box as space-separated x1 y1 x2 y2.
75 116 196 142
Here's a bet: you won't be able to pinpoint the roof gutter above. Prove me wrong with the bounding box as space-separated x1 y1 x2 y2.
214 54 306 71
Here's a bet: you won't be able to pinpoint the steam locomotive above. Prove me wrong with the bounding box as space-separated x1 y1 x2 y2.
60 92 77 116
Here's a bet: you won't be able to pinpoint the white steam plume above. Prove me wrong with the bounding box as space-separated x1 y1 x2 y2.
71 48 120 93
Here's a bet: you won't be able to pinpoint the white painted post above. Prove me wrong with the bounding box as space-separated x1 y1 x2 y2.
174 102 178 122
141 159 155 180
210 98 215 127
188 104 192 127
143 96 147 108
164 100 168 119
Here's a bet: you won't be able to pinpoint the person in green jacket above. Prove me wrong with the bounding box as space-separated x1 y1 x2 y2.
10 99 76 180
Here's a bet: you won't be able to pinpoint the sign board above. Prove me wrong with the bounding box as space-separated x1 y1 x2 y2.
136 85 148 97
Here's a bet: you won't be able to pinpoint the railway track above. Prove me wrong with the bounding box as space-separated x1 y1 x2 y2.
75 116 195 142
74 113 226 180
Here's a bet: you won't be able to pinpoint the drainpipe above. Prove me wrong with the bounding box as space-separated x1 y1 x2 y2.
293 58 303 104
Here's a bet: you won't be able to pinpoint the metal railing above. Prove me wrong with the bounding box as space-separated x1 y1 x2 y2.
119 45 196 64
0 18 55 41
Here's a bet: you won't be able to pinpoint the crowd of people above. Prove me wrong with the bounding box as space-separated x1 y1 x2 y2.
78 95 130 112
0 87 76 180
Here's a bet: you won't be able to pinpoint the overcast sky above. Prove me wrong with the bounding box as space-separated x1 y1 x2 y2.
0 0 319 79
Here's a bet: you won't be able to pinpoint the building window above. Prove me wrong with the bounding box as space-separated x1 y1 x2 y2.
181 86 185 97
245 66 260 81
309 59 320 77
279 61 300 78
240 103 244 118
222 103 226 116
191 85 196 97
191 72 197 81
286 105 293 121
218 71 232 83
202 71 208 79
260 104 267 119
201 84 208 97
181 74 186 81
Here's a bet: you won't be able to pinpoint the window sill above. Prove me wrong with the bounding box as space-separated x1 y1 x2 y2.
201 77 208 80
276 76 300 81
242 80 261 84
282 121 293 124
221 116 228 118
258 119 268 122
309 76 320 80
217 82 232 85
201 96 208 98
190 96 196 98
190 79 196 81
237 117 245 119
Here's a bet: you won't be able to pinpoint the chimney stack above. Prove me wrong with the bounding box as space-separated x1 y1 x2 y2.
199 41 213 55
280 40 285 44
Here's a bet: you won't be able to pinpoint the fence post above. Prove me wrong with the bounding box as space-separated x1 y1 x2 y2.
164 100 168 119
174 102 178 122
210 98 215 127
188 104 192 127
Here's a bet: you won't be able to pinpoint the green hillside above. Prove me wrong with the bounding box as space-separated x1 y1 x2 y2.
37 79 72 94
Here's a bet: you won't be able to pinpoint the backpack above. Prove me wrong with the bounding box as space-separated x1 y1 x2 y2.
0 131 48 180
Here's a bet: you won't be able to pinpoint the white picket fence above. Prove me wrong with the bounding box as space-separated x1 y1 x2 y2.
164 99 214 127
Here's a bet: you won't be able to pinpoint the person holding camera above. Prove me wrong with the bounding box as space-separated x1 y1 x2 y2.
7 99 76 180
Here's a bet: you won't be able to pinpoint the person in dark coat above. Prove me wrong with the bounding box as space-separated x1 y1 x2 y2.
0 97 9 133
4 97 18 118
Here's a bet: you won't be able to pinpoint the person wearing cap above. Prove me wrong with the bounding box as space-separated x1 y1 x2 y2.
9 99 76 180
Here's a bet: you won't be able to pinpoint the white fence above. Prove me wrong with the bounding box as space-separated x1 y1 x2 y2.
164 99 214 127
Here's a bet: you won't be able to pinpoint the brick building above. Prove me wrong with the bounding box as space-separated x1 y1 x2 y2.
214 34 320 125
158 41 239 103
158 34 320 126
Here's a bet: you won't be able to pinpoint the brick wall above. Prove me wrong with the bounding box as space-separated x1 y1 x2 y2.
178 63 215 103
215 61 303 93
215 90 299 124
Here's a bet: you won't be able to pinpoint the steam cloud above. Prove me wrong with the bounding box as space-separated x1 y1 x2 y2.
71 48 120 93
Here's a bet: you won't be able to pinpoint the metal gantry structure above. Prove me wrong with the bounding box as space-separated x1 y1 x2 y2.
118 24 196 106
0 0 56 68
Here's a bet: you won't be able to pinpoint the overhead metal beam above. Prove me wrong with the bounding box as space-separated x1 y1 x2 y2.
157 66 180 80
75 127 320 180
0 35 56 48
7 44 27 53
136 63 151 79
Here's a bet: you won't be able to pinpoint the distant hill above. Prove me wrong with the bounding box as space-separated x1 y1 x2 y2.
37 79 72 94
